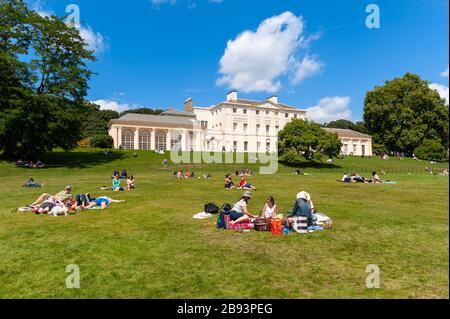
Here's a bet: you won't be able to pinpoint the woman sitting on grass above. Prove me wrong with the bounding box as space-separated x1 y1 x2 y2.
112 175 123 191
84 196 126 210
237 176 257 190
371 171 383 184
126 175 135 190
261 196 277 219
224 174 235 190
229 191 258 225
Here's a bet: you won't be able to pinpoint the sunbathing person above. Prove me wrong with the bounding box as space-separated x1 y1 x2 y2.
84 196 126 210
261 196 277 219
34 197 65 214
237 177 257 190
342 173 352 183
351 173 366 183
372 171 383 184
224 174 235 189
23 178 42 188
31 186 73 206
229 191 258 225
73 193 95 210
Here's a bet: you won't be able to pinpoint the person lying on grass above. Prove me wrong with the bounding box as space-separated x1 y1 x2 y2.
31 185 73 206
261 196 278 219
72 193 95 211
236 176 257 190
371 171 383 184
33 197 65 214
83 196 126 210
229 191 258 225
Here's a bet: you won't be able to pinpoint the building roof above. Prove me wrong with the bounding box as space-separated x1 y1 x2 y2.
109 113 195 129
201 99 305 112
323 128 372 139
161 109 195 117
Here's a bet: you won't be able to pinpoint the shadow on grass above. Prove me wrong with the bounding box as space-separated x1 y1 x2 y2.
34 150 127 169
279 160 341 170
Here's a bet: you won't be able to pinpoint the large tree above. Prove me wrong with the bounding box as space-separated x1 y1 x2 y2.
278 119 342 165
324 119 368 134
364 73 449 155
0 0 95 159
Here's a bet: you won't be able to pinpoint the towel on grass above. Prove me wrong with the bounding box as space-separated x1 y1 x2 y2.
193 212 212 219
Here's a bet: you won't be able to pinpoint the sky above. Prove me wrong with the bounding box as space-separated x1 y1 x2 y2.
27 0 449 123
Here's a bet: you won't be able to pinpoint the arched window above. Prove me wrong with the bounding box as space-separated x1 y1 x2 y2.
121 129 134 150
139 130 151 150
155 131 166 151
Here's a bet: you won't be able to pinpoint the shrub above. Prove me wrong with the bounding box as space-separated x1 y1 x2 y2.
91 134 113 149
414 139 446 161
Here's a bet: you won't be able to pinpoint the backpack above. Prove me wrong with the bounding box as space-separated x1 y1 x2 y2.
221 203 232 213
204 203 220 215
216 204 232 229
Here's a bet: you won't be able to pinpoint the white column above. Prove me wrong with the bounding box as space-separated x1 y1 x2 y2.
117 127 122 149
181 130 187 152
150 129 156 151
134 129 139 150
166 130 172 151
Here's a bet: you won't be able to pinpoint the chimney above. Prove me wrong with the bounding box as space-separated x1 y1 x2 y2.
267 95 278 104
184 98 193 112
227 90 238 102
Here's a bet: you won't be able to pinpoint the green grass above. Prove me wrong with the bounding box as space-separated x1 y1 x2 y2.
0 149 448 298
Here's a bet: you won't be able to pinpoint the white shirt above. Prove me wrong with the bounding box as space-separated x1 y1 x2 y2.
232 199 247 214
263 204 277 219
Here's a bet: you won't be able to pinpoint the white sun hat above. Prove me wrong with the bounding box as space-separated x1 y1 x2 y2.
296 191 311 201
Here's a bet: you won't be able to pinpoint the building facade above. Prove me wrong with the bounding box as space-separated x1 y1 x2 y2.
108 91 307 153
323 128 373 156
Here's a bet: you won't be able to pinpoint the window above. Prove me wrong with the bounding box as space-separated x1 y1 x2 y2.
275 125 279 133
233 141 238 151
294 114 298 119
243 109 247 114
266 111 270 115
244 141 248 151
266 125 270 135
343 144 348 154
155 131 166 151
233 108 237 113
266 141 271 152
285 113 289 118
256 124 260 135
256 110 260 115
243 124 248 134
200 121 208 127
139 130 151 150
275 112 279 116
362 144 366 156
233 123 237 133
353 144 357 154
121 129 135 150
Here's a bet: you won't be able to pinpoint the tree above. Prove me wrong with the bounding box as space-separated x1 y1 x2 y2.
91 134 114 149
120 108 163 117
414 139 446 161
364 73 449 155
0 0 95 159
278 119 342 165
80 101 119 138
324 119 368 134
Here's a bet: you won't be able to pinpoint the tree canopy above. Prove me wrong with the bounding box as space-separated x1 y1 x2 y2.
0 0 95 159
278 119 342 165
363 73 449 155
324 119 368 134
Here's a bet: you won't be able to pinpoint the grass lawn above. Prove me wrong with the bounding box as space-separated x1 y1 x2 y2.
0 150 448 299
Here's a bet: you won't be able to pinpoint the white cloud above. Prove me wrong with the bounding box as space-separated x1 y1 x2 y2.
292 56 324 84
429 83 449 106
93 100 131 112
305 97 352 124
441 67 449 78
29 0 53 17
79 26 107 53
217 11 323 93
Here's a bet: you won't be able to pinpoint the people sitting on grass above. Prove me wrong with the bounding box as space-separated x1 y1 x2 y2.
229 191 258 225
372 171 383 183
175 170 183 179
31 185 73 206
126 175 135 190
203 173 212 179
287 191 317 228
440 168 449 176
16 159 45 168
261 196 277 219
112 175 124 191
224 174 235 189
22 178 42 188
237 176 257 190
185 170 195 178
351 173 367 183
83 196 126 210
121 169 128 179
112 169 120 178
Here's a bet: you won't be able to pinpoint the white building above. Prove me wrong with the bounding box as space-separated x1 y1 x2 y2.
323 128 373 156
108 91 307 153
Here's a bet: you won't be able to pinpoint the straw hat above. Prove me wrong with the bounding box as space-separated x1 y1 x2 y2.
296 191 311 201
243 191 253 198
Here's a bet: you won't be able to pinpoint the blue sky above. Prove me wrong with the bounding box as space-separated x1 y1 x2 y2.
30 0 449 122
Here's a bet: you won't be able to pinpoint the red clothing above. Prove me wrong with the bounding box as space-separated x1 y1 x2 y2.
239 180 247 187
